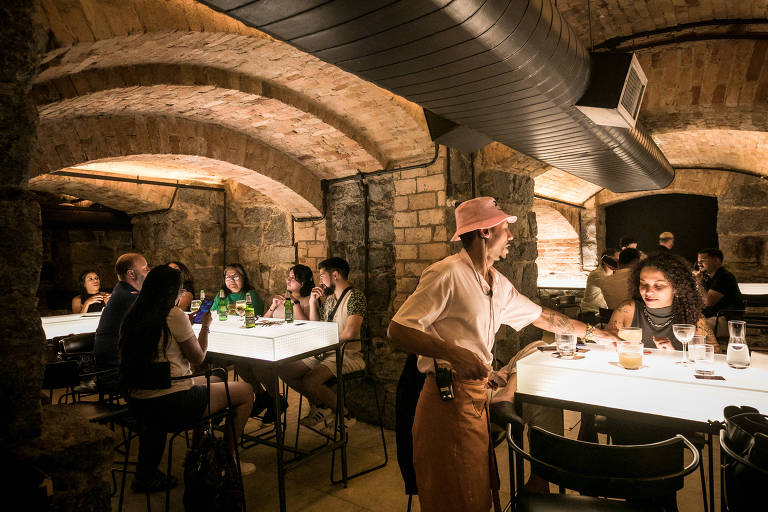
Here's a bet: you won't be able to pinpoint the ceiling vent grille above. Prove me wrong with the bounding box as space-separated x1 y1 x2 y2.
576 53 648 129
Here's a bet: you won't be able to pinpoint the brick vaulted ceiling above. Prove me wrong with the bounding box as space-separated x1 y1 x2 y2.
33 0 434 215
33 0 768 209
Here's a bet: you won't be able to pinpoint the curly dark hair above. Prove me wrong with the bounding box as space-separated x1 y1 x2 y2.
631 253 703 325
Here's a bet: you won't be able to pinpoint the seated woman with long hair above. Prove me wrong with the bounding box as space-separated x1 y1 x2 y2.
262 264 314 320
239 264 314 421
71 269 111 313
211 263 264 316
167 260 194 311
607 253 715 348
119 265 255 490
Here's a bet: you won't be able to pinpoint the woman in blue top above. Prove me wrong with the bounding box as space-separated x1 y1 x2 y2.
211 263 264 315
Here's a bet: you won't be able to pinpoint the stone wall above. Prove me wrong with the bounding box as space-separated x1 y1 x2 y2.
532 200 582 280
131 182 295 307
718 174 768 281
38 228 133 313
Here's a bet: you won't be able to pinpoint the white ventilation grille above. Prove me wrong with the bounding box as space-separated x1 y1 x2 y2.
621 65 645 120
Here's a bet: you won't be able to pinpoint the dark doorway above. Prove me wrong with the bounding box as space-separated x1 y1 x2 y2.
605 194 718 263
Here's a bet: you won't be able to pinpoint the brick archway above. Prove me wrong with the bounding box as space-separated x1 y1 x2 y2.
532 202 581 279
34 31 434 170
596 168 735 206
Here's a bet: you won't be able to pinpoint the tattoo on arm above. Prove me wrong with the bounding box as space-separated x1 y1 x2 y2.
543 308 575 334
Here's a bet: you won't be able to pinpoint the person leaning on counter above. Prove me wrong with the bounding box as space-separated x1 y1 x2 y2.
388 197 618 512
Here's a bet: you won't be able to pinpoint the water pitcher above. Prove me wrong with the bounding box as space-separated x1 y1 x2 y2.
726 320 750 369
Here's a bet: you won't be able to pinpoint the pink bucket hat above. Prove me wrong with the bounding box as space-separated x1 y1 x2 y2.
450 197 517 242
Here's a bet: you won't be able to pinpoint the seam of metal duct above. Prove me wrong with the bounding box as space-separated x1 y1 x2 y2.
200 0 674 193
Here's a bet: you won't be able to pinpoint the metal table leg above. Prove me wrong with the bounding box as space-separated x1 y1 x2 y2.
336 344 348 487
273 366 286 512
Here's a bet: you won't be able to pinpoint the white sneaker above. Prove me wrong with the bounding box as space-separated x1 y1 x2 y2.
300 406 332 427
240 461 256 477
320 414 356 437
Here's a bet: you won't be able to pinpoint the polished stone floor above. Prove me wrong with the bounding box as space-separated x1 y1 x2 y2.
115 392 716 511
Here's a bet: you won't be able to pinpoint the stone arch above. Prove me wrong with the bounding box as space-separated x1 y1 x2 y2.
596 168 735 206
33 32 434 170
532 202 581 279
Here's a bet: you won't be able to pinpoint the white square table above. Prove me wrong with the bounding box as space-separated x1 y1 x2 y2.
195 317 344 512
515 345 768 511
41 313 102 340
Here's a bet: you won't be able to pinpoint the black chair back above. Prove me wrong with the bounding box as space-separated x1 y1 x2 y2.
127 361 172 390
528 427 691 499
43 360 81 403
58 332 95 354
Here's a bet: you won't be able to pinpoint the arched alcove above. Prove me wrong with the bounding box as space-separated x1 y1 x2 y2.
532 203 582 280
605 193 718 262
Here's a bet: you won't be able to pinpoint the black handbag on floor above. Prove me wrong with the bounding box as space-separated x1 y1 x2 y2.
183 429 244 512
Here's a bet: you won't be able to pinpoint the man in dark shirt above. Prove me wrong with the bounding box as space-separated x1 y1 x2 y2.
697 248 744 320
657 231 674 253
94 253 150 369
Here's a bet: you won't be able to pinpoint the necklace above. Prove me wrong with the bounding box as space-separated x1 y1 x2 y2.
642 304 673 329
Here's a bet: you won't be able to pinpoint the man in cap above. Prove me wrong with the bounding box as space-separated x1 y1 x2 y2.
388 197 616 512
658 232 674 253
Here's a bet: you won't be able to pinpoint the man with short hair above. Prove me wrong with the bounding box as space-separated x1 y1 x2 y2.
388 197 616 512
697 248 744 323
94 253 150 370
280 257 366 434
619 235 638 250
599 247 641 309
658 231 674 252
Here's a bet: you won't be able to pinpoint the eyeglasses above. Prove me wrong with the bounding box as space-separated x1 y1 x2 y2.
224 274 242 282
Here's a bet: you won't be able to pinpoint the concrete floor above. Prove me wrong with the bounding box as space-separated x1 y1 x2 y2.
115 393 716 511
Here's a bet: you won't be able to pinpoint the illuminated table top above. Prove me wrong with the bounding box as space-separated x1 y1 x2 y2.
739 283 768 295
194 317 338 362
41 313 102 339
517 345 768 426
537 276 587 289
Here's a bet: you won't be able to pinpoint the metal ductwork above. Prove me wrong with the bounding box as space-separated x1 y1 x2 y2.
198 0 674 192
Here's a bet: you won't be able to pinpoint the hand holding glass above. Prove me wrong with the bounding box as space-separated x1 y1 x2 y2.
672 324 696 366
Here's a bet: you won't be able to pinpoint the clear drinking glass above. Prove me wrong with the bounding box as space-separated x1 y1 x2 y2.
693 344 715 375
556 333 577 359
190 299 201 313
618 341 643 370
672 324 696 366
236 299 247 317
726 320 750 369
618 326 642 343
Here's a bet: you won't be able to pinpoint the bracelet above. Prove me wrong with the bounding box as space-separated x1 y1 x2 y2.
584 323 595 342
268 307 276 313
200 326 210 333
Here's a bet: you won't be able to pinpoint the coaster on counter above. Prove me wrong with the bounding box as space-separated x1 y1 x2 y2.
551 352 585 360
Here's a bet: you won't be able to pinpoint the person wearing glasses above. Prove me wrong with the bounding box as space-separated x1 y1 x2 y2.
211 263 264 316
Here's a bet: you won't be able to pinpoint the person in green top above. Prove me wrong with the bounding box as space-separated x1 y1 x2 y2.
211 263 264 315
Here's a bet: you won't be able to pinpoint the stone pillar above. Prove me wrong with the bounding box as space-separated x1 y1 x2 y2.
3 3 115 510
1 0 46 445
295 218 328 271
581 197 599 269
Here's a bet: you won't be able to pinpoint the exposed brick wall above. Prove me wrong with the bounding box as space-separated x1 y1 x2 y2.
532 201 583 279
654 130 768 176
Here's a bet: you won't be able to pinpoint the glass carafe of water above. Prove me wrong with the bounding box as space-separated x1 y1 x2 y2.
726 320 750 369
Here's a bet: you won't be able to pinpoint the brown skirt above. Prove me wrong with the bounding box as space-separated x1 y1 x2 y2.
412 375 491 512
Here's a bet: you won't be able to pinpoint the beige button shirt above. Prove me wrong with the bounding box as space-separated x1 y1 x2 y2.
392 249 543 373
599 268 634 309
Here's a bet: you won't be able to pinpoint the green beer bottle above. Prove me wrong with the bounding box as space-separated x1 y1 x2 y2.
284 291 294 323
244 294 255 328
217 290 228 321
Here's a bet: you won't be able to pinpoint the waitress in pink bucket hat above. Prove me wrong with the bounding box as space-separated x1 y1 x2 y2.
389 197 617 512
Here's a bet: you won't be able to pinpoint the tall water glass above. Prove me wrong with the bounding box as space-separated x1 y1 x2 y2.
672 324 696 366
726 320 750 369
693 344 715 375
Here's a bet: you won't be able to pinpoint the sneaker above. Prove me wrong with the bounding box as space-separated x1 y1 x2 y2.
300 406 332 428
131 470 178 493
239 461 256 477
320 414 356 437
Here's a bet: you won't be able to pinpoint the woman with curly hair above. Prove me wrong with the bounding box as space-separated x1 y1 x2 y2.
607 253 715 349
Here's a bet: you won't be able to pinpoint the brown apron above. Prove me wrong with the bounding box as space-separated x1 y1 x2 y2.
413 375 500 512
